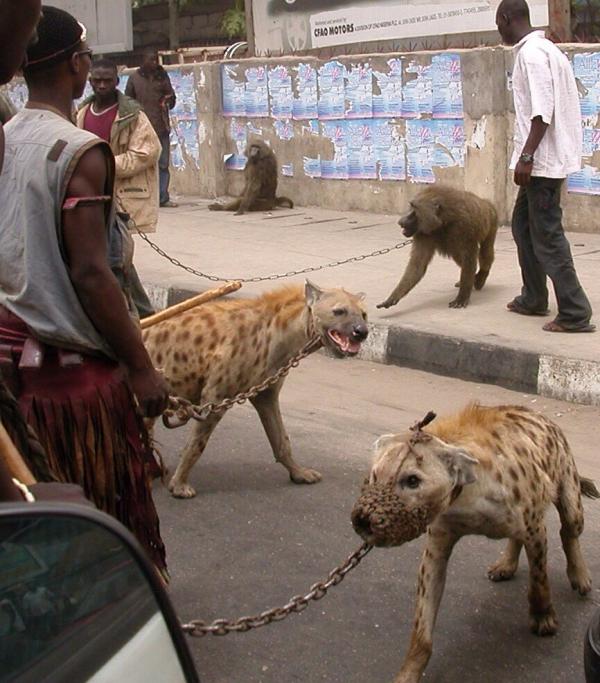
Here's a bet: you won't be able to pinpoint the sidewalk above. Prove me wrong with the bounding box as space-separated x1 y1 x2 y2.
134 197 600 406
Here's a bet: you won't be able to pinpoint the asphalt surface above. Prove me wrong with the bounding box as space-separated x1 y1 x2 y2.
152 355 600 683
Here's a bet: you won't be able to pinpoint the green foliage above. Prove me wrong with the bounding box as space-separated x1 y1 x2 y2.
222 1 246 40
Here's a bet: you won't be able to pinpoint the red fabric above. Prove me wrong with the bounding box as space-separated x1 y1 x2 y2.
0 306 167 574
83 103 117 142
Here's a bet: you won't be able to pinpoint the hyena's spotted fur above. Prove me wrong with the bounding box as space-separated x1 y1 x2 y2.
353 404 599 683
143 281 368 498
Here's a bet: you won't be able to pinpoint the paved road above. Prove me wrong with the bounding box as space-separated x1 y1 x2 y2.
153 355 600 683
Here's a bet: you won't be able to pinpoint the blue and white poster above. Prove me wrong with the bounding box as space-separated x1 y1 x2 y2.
169 70 197 120
318 60 346 120
293 63 318 120
303 155 322 178
320 120 349 178
274 119 295 141
406 120 435 183
403 62 433 118
568 164 600 195
373 58 403 118
373 120 406 181
222 64 246 117
171 119 200 170
244 66 269 118
347 119 377 179
226 119 248 170
572 52 600 118
432 53 463 119
345 64 373 119
268 65 293 119
433 120 465 168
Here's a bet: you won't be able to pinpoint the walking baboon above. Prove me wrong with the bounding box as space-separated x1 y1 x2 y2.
377 186 498 309
209 140 293 215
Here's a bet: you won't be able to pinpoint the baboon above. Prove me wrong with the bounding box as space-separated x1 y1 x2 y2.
377 186 498 309
209 140 293 215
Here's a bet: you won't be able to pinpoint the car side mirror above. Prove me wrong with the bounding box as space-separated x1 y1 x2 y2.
0 502 199 683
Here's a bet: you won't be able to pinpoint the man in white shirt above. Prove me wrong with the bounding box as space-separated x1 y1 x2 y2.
497 0 594 332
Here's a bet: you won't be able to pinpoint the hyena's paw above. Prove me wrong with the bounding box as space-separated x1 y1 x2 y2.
487 558 518 582
529 607 558 637
168 479 197 499
568 564 592 596
289 467 322 484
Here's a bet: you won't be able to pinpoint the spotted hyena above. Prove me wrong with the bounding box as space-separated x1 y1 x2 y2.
352 404 599 683
143 280 368 498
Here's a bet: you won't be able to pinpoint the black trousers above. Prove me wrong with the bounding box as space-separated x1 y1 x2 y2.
511 176 592 329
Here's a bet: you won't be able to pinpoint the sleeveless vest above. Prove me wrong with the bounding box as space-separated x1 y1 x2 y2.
0 107 115 357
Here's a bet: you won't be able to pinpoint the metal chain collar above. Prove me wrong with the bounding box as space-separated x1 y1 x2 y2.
135 226 412 283
181 542 372 637
162 336 323 428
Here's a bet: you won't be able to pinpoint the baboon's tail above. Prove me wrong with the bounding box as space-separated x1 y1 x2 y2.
276 196 294 209
580 477 600 499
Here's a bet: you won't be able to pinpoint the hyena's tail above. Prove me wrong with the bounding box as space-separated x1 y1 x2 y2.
580 477 600 499
276 196 294 209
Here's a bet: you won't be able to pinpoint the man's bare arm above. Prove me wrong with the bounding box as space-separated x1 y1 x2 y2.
514 116 548 186
62 146 168 417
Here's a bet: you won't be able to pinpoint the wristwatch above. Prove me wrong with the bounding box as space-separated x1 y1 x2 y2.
519 152 534 164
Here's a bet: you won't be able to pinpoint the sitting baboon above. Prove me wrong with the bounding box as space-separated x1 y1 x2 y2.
377 186 498 309
209 140 293 216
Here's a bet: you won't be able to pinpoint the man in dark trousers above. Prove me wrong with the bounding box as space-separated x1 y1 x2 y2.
125 49 178 208
497 0 594 333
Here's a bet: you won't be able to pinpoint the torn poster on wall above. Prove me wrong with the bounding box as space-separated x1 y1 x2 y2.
569 52 600 195
318 60 346 120
274 119 294 140
403 62 433 118
373 58 403 118
169 70 200 170
346 64 373 119
432 54 463 119
293 63 318 120
245 66 269 118
269 65 293 119
406 120 435 183
226 119 248 170
222 64 246 117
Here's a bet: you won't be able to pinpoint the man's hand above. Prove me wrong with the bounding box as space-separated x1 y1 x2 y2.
514 158 533 186
128 366 169 418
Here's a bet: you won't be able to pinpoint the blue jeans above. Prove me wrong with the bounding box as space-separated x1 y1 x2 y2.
159 131 171 205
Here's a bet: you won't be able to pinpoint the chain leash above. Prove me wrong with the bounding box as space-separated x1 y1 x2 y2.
135 226 412 284
180 542 372 637
162 336 323 428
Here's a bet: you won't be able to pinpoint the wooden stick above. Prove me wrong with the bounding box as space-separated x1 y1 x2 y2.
141 281 242 329
0 421 36 485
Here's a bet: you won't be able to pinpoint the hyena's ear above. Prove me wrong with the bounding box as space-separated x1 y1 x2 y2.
305 279 324 307
438 447 479 487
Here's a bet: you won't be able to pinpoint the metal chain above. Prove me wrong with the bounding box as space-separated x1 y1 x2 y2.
162 336 323 428
181 542 372 637
135 226 411 283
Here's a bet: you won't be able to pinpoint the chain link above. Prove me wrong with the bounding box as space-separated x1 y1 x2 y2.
162 337 323 428
135 226 411 283
180 542 372 637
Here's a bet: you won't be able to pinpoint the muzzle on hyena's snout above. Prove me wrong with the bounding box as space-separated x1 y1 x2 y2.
351 480 433 547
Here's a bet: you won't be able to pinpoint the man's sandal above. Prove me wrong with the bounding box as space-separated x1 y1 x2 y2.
507 300 550 316
542 320 596 333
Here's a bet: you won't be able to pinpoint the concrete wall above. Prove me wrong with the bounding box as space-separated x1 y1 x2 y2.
158 43 600 233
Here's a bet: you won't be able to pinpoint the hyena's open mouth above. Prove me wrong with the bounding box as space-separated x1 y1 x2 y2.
327 328 367 356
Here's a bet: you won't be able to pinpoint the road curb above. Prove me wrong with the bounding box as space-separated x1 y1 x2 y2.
143 282 600 407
